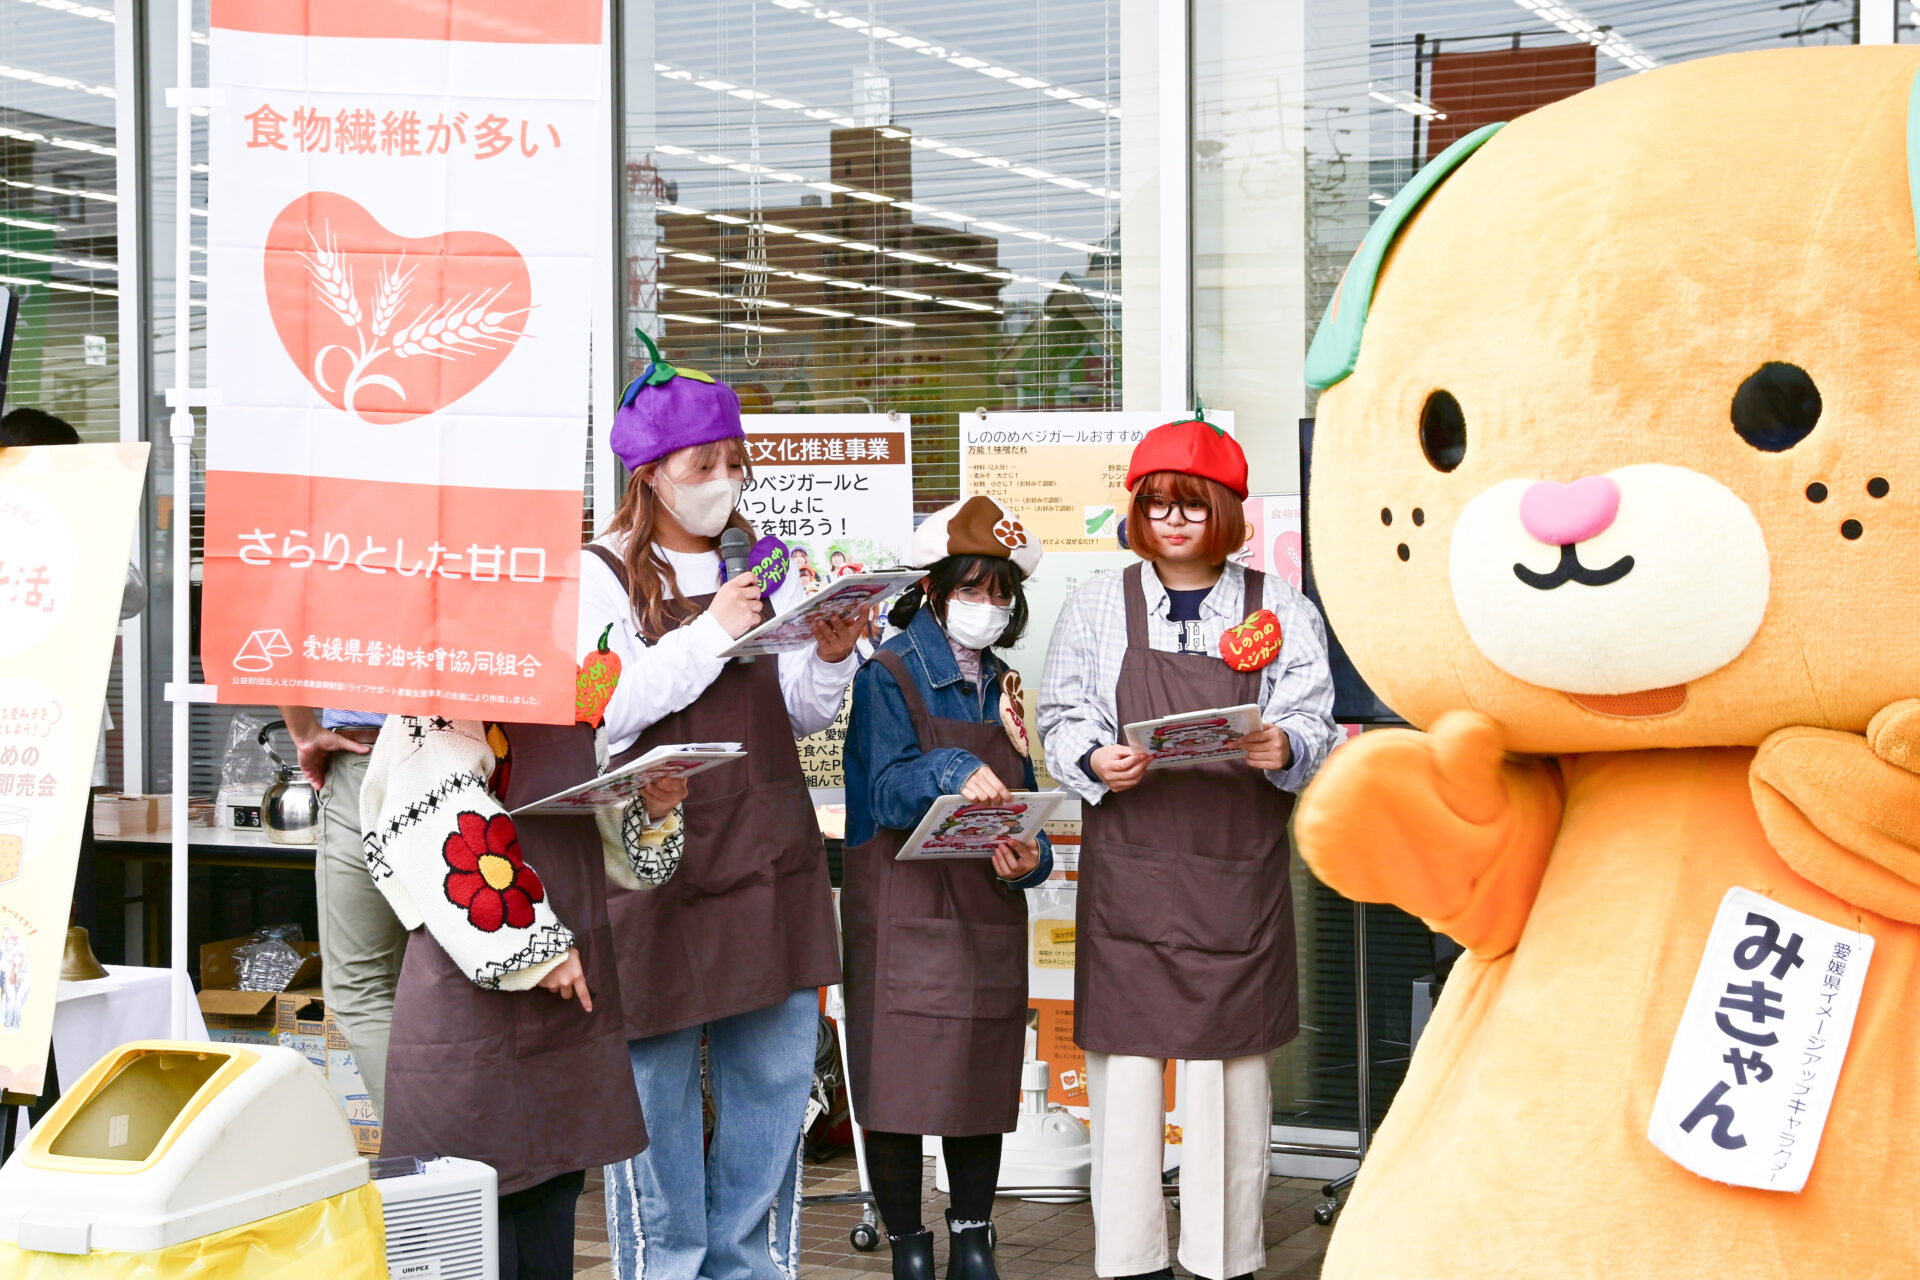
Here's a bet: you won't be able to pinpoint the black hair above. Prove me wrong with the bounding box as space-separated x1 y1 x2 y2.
887 553 1030 649
0 407 81 446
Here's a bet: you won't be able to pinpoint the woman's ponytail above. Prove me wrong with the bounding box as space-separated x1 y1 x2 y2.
887 582 927 631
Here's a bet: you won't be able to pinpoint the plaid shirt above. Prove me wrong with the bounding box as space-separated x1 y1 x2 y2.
1036 561 1339 804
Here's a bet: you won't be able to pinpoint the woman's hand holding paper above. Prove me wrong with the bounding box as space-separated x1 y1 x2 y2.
1235 723 1292 771
992 836 1042 881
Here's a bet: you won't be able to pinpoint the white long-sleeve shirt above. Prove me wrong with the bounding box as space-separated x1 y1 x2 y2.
580 532 859 756
1036 560 1340 805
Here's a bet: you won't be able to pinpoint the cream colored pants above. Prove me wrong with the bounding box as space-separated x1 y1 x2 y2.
1086 1052 1273 1280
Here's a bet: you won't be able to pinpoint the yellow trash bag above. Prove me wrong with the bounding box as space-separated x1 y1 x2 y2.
0 1182 387 1280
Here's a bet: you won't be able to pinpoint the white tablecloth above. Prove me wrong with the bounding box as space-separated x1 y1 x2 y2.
8 965 207 1145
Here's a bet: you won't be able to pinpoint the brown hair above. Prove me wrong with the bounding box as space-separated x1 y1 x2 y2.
604 437 755 638
1127 470 1246 565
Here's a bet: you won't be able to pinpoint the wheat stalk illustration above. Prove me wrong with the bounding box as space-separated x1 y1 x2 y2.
392 286 532 360
372 253 414 339
302 221 532 423
299 222 362 328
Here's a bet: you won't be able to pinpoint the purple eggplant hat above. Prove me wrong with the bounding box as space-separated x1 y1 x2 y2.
610 328 745 471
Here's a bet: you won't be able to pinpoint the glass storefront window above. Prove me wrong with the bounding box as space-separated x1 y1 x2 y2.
625 0 1126 509
2 0 131 792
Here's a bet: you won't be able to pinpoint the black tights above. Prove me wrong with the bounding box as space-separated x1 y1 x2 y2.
497 1169 585 1280
863 1130 1003 1236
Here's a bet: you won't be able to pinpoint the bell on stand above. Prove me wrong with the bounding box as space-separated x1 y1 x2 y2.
60 925 108 982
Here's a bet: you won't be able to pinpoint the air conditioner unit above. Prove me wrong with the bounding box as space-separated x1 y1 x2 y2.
375 1155 498 1280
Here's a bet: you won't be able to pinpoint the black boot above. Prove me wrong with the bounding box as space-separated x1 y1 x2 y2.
1119 1271 1175 1280
945 1210 999 1280
890 1229 936 1280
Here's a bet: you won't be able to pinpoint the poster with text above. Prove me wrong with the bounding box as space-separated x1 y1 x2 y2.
1231 493 1303 587
0 443 150 1096
743 414 913 792
200 0 608 724
962 411 1236 556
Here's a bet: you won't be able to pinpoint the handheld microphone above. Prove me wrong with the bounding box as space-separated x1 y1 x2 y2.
718 526 757 665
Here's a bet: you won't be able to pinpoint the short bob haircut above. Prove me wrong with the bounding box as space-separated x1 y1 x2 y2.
1127 470 1247 566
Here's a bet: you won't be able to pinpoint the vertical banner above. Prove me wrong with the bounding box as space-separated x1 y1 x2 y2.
740 414 914 792
201 0 608 724
0 443 150 1095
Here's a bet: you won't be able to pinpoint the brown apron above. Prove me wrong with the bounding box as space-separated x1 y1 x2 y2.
1074 564 1298 1061
842 649 1032 1136
586 543 840 1040
381 721 649 1196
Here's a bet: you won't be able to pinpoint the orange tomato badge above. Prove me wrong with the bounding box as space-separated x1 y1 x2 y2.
576 623 622 727
1219 608 1283 672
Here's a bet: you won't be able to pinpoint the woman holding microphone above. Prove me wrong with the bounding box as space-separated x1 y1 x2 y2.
587 336 866 1280
842 497 1053 1280
1036 418 1339 1280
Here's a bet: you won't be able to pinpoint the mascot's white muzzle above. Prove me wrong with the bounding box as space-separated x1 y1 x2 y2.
1448 462 1770 696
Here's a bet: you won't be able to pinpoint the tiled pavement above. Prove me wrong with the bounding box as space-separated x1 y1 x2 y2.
571 1155 1331 1278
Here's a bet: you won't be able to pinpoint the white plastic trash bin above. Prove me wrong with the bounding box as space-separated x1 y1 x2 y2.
0 1040 367 1254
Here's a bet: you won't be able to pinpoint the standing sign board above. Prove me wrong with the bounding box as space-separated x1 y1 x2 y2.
961 411 1235 555
200 0 608 724
740 414 914 792
0 443 150 1095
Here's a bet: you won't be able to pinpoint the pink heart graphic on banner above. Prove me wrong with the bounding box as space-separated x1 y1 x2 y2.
263 191 533 425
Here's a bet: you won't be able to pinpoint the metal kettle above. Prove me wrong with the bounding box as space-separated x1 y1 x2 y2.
258 720 320 846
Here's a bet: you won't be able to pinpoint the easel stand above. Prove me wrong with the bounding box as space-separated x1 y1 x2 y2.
0 1044 62 1165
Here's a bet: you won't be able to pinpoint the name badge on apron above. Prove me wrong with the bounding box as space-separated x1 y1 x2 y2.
1647 887 1874 1193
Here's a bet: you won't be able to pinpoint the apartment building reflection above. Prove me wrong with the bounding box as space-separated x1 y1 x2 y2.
652 126 1010 417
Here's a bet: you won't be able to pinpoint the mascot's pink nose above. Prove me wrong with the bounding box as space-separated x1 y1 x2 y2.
1519 475 1621 546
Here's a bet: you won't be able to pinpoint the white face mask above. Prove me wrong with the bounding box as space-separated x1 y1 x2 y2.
656 476 743 539
944 599 1012 650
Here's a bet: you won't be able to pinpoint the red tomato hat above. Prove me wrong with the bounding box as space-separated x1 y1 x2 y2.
1125 417 1249 499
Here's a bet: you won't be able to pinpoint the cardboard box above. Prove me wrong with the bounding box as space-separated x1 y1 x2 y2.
198 938 379 1156
195 985 381 1156
92 793 171 836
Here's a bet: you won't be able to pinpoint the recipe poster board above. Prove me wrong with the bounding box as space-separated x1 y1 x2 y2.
741 414 915 795
961 411 1235 556
1026 879 1185 1162
0 442 150 1096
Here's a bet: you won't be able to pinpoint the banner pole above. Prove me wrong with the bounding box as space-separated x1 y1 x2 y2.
166 0 196 1041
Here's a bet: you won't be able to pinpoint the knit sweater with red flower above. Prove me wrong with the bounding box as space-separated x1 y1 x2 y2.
358 715 682 991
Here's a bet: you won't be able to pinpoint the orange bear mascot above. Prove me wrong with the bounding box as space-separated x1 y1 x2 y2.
1295 46 1920 1278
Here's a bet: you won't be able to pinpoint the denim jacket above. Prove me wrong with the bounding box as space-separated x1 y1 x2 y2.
844 604 1053 889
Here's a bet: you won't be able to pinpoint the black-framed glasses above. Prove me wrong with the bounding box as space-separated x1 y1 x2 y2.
1143 497 1211 523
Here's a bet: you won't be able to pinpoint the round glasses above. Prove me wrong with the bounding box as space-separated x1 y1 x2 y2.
953 586 1015 607
1143 497 1211 523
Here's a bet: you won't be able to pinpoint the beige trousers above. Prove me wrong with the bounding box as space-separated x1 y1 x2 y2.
1086 1051 1273 1280
314 749 408 1118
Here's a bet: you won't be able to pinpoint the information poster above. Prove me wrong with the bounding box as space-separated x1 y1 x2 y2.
1233 493 1303 587
962 411 1235 555
742 414 913 792
200 0 608 724
995 551 1132 789
0 443 150 1096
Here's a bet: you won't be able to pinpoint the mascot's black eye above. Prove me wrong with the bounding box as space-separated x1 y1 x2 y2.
1419 390 1467 473
1731 363 1821 452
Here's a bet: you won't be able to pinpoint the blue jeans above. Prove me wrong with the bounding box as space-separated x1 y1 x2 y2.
605 988 818 1280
